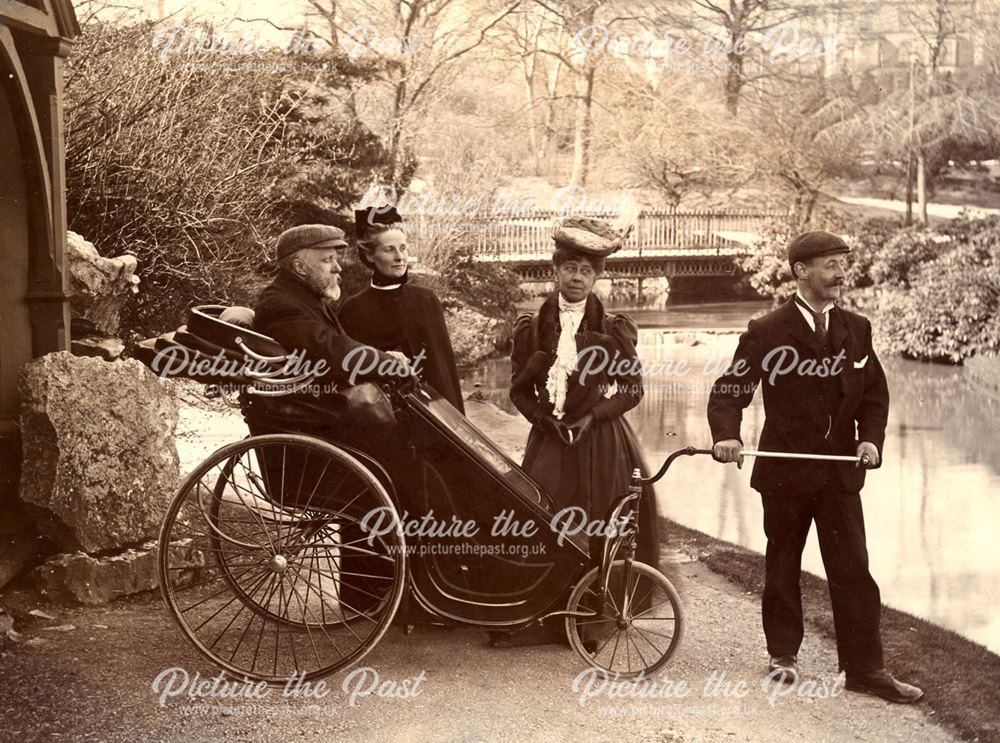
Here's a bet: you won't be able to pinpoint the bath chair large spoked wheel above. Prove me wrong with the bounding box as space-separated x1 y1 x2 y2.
157 434 406 683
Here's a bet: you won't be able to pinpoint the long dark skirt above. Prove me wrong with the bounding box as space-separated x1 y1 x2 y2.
522 416 661 571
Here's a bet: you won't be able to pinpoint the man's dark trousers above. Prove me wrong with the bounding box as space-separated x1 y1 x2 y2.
761 479 884 674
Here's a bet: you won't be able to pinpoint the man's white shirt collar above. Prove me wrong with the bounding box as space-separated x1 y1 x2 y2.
794 290 833 332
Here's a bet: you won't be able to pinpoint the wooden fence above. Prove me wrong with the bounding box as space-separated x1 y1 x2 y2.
404 209 789 260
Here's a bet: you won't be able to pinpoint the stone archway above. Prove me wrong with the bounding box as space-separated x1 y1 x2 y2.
0 0 79 586
0 56 34 448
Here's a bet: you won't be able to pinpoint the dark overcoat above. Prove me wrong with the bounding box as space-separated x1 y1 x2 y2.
254 271 395 386
339 284 465 414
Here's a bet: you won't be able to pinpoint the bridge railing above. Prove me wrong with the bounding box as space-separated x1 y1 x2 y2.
405 208 790 261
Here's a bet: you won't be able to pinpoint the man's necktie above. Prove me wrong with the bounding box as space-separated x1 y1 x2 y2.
796 297 827 345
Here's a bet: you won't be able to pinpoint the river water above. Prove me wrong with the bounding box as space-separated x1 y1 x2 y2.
467 300 1000 654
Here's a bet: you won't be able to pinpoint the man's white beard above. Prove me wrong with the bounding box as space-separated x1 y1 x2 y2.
302 272 341 302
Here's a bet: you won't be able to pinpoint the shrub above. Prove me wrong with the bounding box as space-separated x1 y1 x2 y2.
440 260 526 318
841 216 903 290
868 226 953 287
740 212 1000 363
65 21 396 343
874 217 1000 362
740 218 797 302
445 305 508 369
743 214 918 303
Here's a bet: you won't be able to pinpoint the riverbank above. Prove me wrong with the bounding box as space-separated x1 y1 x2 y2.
965 354 1000 399
662 519 1000 743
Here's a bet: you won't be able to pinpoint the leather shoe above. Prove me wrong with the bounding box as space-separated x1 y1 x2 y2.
845 669 924 704
768 655 799 684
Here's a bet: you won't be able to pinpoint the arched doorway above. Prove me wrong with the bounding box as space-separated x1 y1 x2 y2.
0 0 79 585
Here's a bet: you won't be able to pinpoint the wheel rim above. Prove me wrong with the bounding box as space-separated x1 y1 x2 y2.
158 434 406 683
565 560 684 680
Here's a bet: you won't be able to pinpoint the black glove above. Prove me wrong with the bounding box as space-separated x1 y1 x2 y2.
565 413 595 445
538 414 573 446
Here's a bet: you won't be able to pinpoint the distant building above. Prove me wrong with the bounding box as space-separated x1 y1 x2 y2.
801 0 983 88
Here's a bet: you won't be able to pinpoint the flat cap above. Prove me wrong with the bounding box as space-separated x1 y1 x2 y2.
276 224 348 261
552 216 626 257
787 230 850 267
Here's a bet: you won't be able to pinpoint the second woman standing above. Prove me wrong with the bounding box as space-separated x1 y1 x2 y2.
508 216 660 570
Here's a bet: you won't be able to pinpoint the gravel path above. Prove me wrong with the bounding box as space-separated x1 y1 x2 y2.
836 195 999 219
0 552 955 743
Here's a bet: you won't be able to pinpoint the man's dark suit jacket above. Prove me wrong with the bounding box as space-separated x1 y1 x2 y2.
707 298 889 495
254 271 393 385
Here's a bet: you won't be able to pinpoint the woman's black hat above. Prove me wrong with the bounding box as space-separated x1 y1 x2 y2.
354 205 403 240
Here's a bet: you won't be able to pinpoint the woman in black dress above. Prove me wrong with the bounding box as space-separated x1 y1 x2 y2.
339 206 465 413
509 216 660 571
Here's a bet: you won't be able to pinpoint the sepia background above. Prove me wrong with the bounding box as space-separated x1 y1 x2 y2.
1 0 998 740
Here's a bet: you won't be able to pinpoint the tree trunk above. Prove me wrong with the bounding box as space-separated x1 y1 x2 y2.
540 101 556 172
917 152 928 224
541 60 562 174
522 63 540 175
327 9 339 53
792 187 818 228
905 154 915 225
569 66 596 187
724 50 744 117
388 79 408 189
801 189 818 226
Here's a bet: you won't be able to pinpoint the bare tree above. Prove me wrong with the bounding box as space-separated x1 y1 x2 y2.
516 0 651 186
495 7 567 174
333 0 522 187
906 0 961 76
980 0 1000 75
904 0 966 221
610 79 754 205
655 0 815 116
300 0 341 51
748 90 866 226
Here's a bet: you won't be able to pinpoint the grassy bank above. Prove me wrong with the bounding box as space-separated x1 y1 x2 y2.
661 517 1000 743
966 355 1000 399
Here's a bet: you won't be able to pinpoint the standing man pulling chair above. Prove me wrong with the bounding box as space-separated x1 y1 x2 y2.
707 230 923 704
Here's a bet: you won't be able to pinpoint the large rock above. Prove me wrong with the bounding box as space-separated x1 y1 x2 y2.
66 231 139 337
69 336 125 361
0 511 49 590
19 353 180 553
32 541 206 605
